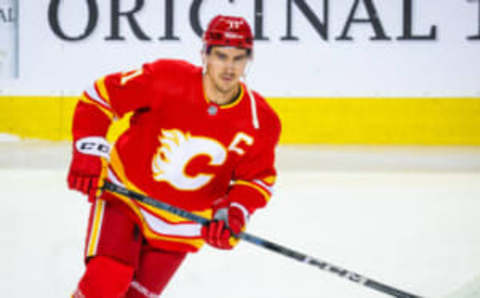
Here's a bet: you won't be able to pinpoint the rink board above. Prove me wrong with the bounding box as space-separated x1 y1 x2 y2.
1 96 480 145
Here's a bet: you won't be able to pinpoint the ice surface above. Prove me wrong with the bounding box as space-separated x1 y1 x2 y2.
1 142 480 297
0 133 20 142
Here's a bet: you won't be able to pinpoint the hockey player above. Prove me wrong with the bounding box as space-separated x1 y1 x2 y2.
67 15 281 297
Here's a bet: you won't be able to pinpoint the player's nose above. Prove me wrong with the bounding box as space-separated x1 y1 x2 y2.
224 59 236 71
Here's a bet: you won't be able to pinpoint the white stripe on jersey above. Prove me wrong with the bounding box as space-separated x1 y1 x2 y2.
140 208 202 238
253 179 274 194
245 84 259 129
85 84 111 109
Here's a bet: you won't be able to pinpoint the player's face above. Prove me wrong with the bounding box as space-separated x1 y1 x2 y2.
205 46 250 94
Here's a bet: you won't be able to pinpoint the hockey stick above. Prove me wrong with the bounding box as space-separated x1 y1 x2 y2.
102 181 423 298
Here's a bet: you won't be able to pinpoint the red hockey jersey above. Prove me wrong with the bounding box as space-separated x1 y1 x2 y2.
76 59 281 253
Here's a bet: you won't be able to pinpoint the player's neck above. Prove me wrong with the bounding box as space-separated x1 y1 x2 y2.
203 75 240 106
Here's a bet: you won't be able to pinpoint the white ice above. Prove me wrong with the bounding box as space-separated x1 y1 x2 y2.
1 141 480 298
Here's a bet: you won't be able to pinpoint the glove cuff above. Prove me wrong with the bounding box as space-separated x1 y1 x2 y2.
212 201 250 227
230 202 250 224
75 136 111 160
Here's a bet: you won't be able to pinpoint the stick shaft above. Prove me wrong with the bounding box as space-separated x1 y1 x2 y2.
102 181 423 298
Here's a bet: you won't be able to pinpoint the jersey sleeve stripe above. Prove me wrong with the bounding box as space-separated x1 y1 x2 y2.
253 179 275 194
233 180 271 202
85 84 110 107
79 94 115 120
95 76 112 106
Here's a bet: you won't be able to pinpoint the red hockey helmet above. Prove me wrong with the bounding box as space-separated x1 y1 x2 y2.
203 15 253 51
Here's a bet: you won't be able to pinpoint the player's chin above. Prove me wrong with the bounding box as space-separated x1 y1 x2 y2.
217 82 237 94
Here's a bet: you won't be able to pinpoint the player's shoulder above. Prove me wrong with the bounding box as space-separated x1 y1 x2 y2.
147 58 201 77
